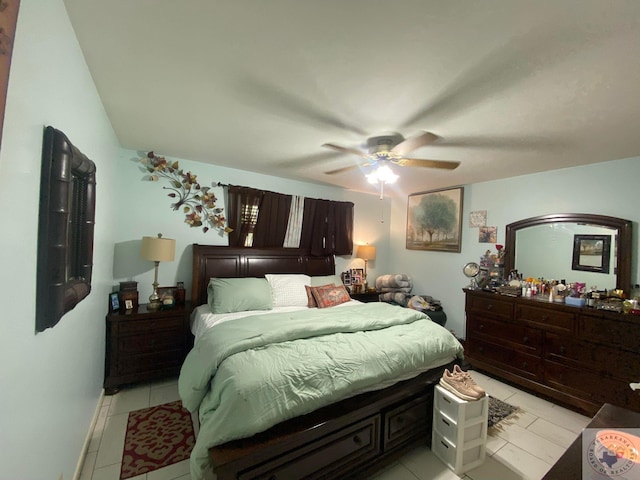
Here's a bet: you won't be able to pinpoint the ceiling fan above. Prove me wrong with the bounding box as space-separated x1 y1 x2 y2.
321 131 460 175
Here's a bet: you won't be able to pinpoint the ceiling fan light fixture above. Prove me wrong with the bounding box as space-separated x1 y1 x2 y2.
366 164 399 185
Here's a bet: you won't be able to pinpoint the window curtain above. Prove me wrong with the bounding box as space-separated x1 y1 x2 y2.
283 195 304 248
252 191 292 247
227 185 353 255
227 186 263 247
300 199 353 256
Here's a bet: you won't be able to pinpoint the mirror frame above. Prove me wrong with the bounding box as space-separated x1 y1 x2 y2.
36 126 96 332
504 213 632 295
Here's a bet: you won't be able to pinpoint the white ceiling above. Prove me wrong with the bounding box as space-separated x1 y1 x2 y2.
63 0 640 197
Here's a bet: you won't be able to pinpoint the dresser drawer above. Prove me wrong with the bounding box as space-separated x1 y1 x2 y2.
545 332 640 379
466 338 542 381
579 314 639 351
118 315 186 335
544 361 639 411
466 295 513 321
468 314 541 353
515 304 574 333
383 394 430 451
239 415 381 480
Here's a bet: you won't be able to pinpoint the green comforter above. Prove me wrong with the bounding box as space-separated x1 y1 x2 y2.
179 302 464 479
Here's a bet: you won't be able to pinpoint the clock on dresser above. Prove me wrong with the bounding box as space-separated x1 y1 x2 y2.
104 302 193 394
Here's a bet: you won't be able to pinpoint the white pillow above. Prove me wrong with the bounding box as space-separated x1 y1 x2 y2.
265 274 311 307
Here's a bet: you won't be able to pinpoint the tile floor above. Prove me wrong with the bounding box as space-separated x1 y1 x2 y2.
79 371 591 480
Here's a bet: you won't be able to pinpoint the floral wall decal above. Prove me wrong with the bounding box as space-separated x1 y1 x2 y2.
141 151 232 234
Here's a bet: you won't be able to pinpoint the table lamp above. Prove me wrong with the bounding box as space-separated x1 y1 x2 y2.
356 244 376 292
140 233 176 310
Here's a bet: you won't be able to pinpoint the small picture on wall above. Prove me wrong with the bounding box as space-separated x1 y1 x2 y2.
469 210 487 228
479 226 497 243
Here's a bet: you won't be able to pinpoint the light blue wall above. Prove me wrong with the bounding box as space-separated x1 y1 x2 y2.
2 2 639 479
113 150 391 302
0 1 120 478
389 156 640 338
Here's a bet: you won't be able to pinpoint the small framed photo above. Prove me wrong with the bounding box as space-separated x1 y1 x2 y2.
351 268 364 285
109 292 120 313
479 226 498 243
124 299 134 310
469 210 487 228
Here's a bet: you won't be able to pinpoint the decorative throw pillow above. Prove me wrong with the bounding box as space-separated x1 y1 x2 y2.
265 274 311 307
208 277 273 314
310 283 351 308
305 283 335 307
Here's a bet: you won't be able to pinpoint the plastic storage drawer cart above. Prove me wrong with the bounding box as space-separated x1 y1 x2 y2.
431 384 488 474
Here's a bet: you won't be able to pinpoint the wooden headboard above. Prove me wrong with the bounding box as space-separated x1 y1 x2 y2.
191 245 336 306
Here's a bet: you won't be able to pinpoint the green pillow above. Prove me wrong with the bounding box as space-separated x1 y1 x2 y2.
310 274 344 287
208 277 273 314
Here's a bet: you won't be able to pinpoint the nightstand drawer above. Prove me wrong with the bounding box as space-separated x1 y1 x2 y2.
118 315 186 335
118 349 185 375
119 329 184 354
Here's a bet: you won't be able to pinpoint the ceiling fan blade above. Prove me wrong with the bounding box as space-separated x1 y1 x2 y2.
391 131 438 156
394 158 460 170
321 143 369 158
324 161 376 175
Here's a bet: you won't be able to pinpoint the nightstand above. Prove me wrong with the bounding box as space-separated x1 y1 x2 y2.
350 290 380 303
104 302 193 394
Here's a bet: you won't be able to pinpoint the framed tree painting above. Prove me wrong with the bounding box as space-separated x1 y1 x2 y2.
406 186 464 252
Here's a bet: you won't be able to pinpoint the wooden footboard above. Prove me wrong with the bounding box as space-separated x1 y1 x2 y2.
209 361 455 480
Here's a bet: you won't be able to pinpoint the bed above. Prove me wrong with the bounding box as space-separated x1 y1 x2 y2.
180 245 464 480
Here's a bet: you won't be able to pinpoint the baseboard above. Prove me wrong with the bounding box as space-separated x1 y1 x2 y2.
73 388 105 480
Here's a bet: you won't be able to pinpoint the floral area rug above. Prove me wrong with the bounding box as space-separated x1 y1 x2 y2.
487 395 522 434
120 400 195 479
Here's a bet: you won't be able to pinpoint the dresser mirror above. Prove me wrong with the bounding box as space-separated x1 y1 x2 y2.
504 213 632 295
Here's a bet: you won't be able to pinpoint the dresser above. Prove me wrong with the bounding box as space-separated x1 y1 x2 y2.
104 302 193 394
464 289 640 416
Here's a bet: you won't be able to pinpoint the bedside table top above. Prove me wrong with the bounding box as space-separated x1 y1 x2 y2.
108 301 192 318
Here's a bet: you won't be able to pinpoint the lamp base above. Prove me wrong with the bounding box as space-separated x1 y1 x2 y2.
148 283 161 311
147 299 162 311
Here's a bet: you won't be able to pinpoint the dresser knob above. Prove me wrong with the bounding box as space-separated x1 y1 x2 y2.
479 324 484 330
560 346 566 354
353 435 362 445
523 336 529 343
487 304 493 310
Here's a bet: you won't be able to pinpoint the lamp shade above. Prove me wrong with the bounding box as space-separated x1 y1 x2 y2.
141 234 176 262
356 244 376 261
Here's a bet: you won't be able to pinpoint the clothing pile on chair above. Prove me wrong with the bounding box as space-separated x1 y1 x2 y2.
375 274 443 312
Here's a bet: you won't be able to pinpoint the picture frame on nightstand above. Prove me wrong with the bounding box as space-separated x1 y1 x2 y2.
109 292 120 313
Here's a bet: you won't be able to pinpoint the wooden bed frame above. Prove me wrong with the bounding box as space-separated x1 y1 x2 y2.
191 244 457 480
